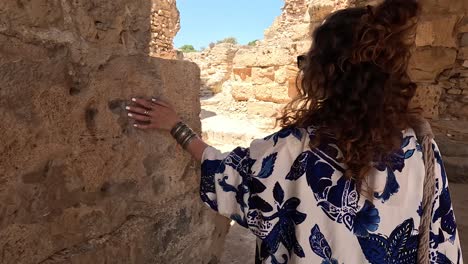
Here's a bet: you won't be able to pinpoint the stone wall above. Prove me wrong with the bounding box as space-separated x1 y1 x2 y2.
351 0 468 181
185 0 359 105
226 0 313 104
150 0 180 58
187 0 467 182
264 0 311 43
408 0 468 182
0 0 228 263
184 43 239 95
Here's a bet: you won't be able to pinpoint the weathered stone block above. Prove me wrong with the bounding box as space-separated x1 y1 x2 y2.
415 16 461 48
206 43 239 64
462 33 468 47
458 17 468 33
247 101 284 117
275 67 288 84
232 67 252 81
275 65 299 85
233 46 294 67
290 23 313 41
294 40 313 54
251 67 276 85
0 1 228 263
308 4 334 23
0 51 229 264
459 47 468 60
288 76 301 99
254 84 291 103
410 84 443 119
409 47 458 82
420 0 466 15
444 157 468 183
231 82 255 101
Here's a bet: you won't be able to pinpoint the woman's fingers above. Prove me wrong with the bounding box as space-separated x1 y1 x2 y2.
151 98 172 108
131 97 153 109
127 112 152 121
133 122 155 129
126 105 150 115
128 96 179 131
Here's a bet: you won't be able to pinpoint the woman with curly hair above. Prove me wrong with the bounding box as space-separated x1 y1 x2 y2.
127 0 463 263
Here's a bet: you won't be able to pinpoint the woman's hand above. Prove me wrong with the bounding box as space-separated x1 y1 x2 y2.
127 97 209 161
126 97 181 131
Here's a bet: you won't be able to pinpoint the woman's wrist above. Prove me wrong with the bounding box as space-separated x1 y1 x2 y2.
170 121 198 150
168 121 209 161
169 120 183 134
184 136 209 162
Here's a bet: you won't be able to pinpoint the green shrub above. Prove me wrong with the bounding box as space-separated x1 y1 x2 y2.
179 44 196 53
216 37 238 45
248 40 258 46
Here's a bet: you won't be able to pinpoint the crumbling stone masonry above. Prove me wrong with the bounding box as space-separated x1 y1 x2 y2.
0 0 228 263
150 0 180 58
186 0 468 183
188 0 468 259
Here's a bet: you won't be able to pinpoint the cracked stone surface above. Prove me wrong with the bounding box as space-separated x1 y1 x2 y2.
0 1 229 263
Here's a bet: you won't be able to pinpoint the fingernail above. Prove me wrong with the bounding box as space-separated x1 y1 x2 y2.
151 98 156 102
125 106 130 110
133 124 138 127
128 113 132 117
132 98 136 102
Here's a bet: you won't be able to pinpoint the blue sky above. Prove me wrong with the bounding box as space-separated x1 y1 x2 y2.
174 0 284 50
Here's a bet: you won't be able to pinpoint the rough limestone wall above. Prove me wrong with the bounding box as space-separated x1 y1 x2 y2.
226 0 313 104
184 43 239 95
189 0 468 182
189 0 357 105
180 0 313 105
403 0 467 182
150 0 180 59
264 0 311 42
0 0 228 263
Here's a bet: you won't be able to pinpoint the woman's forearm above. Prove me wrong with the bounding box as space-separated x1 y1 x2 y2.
184 136 209 162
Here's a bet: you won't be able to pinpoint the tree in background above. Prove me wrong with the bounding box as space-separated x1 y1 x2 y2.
248 40 258 46
209 42 215 49
179 44 196 53
216 37 238 45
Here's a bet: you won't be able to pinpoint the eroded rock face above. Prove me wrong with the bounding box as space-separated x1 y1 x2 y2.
187 0 468 184
185 0 365 104
0 0 228 263
150 0 181 58
185 43 239 94
407 0 467 121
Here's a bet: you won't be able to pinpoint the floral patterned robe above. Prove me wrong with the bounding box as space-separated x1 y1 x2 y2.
200 126 463 264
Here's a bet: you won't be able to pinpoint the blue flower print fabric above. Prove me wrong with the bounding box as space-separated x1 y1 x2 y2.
200 127 463 263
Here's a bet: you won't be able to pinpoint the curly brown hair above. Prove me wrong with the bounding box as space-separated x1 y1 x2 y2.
278 0 421 185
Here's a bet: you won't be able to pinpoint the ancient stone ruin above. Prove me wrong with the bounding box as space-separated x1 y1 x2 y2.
186 0 468 181
149 0 180 59
187 0 467 259
0 0 228 263
0 0 467 262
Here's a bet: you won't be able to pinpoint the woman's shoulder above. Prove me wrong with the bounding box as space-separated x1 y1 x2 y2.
249 126 310 158
401 126 433 150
